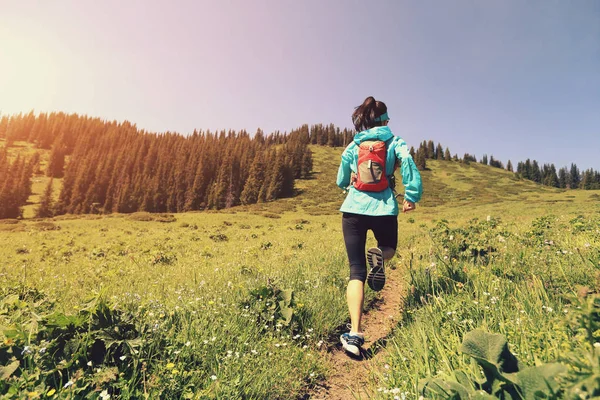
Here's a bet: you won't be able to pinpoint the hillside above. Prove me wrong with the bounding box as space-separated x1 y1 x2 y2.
4 138 596 219
2 139 600 399
257 145 593 216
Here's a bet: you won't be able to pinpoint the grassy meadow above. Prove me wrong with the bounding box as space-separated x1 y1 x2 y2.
1 142 600 399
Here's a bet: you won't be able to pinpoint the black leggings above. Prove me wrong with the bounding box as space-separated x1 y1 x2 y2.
342 213 398 282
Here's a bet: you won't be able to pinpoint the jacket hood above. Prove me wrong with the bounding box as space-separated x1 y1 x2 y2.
353 126 394 144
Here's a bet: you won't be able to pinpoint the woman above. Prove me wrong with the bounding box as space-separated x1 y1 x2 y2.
336 96 423 356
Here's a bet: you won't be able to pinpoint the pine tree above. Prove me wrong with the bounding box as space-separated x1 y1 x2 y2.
266 150 285 201
523 159 532 180
481 154 488 165
300 148 313 178
36 179 55 218
558 167 568 188
531 160 542 183
569 163 580 189
0 157 24 218
581 169 593 190
17 155 34 205
279 159 295 198
463 153 477 163
415 149 427 171
489 156 503 169
0 116 8 139
225 158 241 208
435 143 444 160
506 160 513 172
258 149 276 202
47 144 66 178
30 152 42 175
444 148 451 161
543 164 559 187
240 152 265 205
426 140 435 159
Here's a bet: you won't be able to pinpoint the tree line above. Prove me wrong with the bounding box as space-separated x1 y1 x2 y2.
0 112 598 219
0 112 314 218
409 139 600 190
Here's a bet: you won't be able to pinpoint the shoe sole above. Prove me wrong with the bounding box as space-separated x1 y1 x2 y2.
366 247 385 291
340 334 360 356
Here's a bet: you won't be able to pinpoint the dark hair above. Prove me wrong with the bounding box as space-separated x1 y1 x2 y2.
351 96 388 132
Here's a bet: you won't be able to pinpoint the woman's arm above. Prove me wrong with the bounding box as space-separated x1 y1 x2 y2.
394 139 423 204
336 145 355 189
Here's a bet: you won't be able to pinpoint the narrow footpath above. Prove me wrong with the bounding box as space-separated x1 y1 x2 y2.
309 267 405 399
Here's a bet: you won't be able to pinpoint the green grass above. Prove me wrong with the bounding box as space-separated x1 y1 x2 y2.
1 142 600 398
373 211 600 397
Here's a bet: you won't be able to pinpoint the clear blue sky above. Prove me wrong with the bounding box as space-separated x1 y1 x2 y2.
1 0 599 170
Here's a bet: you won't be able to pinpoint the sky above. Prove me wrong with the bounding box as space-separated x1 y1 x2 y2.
1 0 599 170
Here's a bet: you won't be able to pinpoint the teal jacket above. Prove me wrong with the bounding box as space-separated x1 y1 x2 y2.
336 126 423 216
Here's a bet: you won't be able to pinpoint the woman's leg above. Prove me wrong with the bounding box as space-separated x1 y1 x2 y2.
372 215 399 261
346 280 364 333
342 213 368 333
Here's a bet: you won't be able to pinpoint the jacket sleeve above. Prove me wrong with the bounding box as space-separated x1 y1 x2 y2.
394 139 423 203
336 144 355 189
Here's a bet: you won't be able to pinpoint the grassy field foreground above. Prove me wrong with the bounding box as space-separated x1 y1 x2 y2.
1 144 600 399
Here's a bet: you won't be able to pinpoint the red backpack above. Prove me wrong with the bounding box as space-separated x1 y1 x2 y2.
353 140 389 192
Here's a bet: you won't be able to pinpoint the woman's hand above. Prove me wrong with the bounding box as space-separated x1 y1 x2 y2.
402 200 416 213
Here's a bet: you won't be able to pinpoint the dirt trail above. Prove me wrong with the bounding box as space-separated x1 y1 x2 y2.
309 267 405 400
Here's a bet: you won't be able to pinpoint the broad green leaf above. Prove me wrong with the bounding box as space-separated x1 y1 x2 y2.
460 330 519 382
422 377 471 399
514 363 567 399
0 360 20 380
281 289 293 305
279 305 294 325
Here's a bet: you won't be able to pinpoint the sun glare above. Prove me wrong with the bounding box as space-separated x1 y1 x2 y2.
0 27 60 114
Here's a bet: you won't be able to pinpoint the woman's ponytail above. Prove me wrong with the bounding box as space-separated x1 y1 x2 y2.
352 96 388 132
